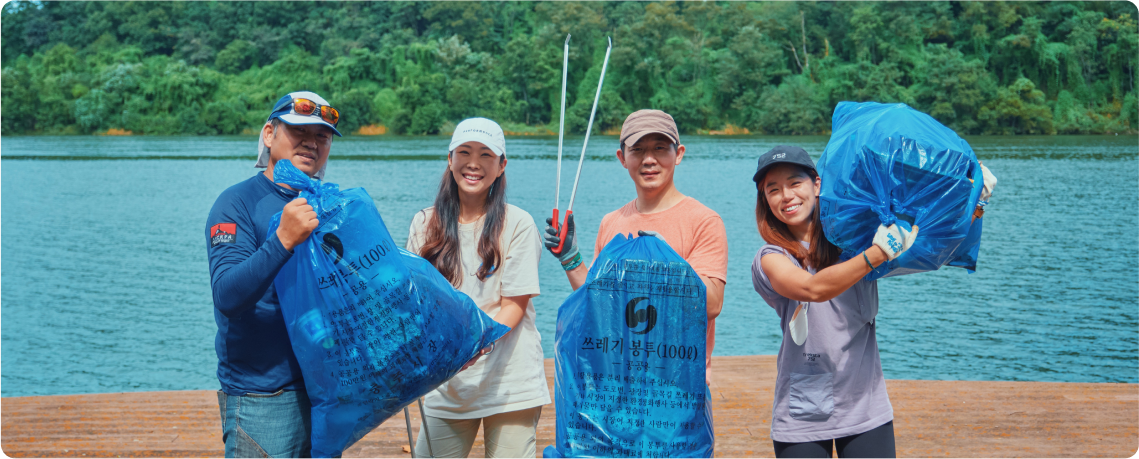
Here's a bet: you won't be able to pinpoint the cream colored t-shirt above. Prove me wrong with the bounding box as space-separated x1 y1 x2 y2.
406 204 551 419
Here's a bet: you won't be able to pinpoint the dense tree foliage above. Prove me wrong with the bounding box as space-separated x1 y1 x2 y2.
2 1 1135 136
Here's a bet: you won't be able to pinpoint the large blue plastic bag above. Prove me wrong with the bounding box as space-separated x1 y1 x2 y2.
267 160 510 457
544 234 713 458
818 101 985 280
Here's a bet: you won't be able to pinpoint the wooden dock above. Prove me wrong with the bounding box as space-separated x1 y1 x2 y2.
3 356 1136 457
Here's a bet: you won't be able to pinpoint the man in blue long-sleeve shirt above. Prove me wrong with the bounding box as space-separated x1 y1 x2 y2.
206 91 342 458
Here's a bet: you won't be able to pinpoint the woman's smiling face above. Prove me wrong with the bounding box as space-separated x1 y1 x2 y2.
762 163 821 235
448 141 505 199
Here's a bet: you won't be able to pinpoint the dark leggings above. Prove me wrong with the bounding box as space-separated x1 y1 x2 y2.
773 421 896 458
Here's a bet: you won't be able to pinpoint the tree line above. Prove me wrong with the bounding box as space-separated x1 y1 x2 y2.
2 1 1135 136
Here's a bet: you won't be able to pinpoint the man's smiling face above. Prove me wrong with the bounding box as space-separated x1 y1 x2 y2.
618 133 685 193
266 122 334 178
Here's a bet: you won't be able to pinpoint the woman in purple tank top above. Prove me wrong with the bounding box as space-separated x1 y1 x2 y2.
748 145 917 458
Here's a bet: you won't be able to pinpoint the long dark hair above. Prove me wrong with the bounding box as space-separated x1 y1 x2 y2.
419 156 508 287
755 166 841 270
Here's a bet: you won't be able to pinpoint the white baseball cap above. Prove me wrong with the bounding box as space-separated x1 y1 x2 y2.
255 91 342 180
449 117 506 157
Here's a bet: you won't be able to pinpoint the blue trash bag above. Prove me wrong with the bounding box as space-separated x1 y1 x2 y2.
817 101 986 281
267 160 510 457
543 234 714 458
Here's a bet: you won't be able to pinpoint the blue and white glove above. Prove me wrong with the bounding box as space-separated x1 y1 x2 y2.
978 162 997 207
873 223 918 260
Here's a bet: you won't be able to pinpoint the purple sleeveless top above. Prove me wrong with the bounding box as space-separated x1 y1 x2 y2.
751 243 893 442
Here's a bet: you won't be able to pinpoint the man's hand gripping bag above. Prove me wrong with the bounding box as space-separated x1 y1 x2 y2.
543 234 714 458
818 101 986 280
267 160 510 457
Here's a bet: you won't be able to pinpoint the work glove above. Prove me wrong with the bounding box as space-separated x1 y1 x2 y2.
978 162 997 207
637 230 666 243
872 223 918 261
544 214 581 270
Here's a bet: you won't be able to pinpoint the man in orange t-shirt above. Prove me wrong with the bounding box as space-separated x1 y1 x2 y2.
543 109 728 385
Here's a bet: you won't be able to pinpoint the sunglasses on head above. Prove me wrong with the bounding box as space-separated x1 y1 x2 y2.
279 98 340 126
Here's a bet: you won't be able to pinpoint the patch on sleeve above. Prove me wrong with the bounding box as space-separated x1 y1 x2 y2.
210 223 237 247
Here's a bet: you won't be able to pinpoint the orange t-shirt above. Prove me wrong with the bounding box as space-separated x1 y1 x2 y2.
592 196 728 282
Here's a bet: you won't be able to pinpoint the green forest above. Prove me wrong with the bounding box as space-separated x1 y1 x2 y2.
2 1 1136 136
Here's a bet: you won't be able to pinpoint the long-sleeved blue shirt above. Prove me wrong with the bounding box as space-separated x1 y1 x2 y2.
206 173 304 395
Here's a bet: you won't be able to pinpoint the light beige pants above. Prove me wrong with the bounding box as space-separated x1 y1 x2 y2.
414 406 542 458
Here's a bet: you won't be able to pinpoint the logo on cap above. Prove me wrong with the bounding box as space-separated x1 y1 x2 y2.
773 153 786 159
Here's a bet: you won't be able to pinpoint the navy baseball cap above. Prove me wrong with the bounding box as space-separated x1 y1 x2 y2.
752 145 817 189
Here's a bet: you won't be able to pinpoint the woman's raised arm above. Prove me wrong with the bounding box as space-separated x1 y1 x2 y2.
761 247 886 303
764 223 917 302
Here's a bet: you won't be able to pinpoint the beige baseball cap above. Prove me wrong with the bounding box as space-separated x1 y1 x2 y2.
619 109 680 148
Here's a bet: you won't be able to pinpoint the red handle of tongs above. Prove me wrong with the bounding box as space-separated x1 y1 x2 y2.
552 209 572 254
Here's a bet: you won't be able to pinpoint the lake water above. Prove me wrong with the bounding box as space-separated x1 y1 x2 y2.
2 134 1136 397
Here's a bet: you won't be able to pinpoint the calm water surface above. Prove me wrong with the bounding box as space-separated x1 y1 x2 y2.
2 134 1136 396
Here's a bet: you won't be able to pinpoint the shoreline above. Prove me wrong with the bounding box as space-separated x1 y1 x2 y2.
3 356 1136 458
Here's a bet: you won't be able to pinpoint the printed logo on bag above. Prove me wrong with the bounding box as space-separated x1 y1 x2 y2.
321 233 344 264
210 223 236 247
625 297 658 335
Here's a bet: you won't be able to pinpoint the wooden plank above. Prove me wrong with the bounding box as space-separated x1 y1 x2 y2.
2 356 1135 457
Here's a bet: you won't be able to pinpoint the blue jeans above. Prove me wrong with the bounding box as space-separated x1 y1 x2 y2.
217 389 312 458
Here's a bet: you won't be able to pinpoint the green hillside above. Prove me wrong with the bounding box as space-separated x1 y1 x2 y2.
2 1 1135 135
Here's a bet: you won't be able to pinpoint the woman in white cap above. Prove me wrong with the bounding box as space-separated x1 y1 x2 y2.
405 117 549 458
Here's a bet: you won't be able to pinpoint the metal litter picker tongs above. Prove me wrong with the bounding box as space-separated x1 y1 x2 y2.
402 398 434 458
552 36 613 252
